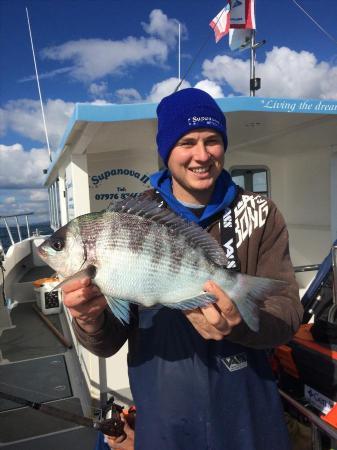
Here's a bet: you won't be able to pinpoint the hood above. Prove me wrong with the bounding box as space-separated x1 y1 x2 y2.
150 169 238 228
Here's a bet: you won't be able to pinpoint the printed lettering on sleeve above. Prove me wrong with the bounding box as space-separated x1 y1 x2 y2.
235 195 269 248
221 194 269 269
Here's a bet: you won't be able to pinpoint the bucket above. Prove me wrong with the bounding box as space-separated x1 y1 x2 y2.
32 277 62 315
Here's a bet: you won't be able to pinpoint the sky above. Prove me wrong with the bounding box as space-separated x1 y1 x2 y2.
1 0 337 224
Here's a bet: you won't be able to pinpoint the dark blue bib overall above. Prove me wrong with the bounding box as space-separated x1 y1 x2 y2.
128 306 290 450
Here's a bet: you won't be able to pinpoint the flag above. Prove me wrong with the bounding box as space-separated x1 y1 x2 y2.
229 28 252 51
230 0 256 29
210 2 231 43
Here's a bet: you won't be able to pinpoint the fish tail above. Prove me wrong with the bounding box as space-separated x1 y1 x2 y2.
227 274 287 332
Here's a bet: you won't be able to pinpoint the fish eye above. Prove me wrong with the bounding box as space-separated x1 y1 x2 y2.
51 238 65 252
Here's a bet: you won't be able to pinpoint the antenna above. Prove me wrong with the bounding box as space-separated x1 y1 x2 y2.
173 6 227 93
26 7 52 162
178 21 181 82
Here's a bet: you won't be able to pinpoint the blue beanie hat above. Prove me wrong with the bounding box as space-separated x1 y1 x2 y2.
156 88 228 166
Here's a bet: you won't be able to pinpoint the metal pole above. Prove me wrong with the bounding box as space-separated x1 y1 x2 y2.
25 215 31 238
250 30 256 96
15 216 22 242
311 425 323 450
332 245 337 304
3 219 14 246
279 389 337 441
178 22 181 82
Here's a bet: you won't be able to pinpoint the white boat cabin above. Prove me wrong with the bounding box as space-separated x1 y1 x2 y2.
45 95 337 402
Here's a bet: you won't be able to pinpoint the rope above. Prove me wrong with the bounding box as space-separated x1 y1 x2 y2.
291 0 337 47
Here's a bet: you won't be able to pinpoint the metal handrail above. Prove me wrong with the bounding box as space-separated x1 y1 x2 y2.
332 246 337 305
294 264 320 273
0 212 34 248
328 245 337 322
279 389 337 442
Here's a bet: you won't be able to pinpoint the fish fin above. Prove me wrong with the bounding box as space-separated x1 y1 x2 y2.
51 265 97 291
163 293 217 310
106 196 227 267
229 275 287 332
105 296 130 324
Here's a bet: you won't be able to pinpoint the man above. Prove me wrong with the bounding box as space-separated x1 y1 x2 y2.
63 88 303 450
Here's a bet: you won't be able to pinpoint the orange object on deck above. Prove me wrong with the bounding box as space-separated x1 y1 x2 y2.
274 345 299 379
32 277 58 288
321 403 337 429
294 324 337 362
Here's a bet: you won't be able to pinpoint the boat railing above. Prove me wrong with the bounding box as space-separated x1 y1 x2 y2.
0 212 34 251
294 264 320 273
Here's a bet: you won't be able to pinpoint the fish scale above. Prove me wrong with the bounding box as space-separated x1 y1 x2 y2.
95 230 210 305
38 196 287 331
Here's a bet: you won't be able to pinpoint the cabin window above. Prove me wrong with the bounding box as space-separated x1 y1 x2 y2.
48 179 61 230
230 166 270 197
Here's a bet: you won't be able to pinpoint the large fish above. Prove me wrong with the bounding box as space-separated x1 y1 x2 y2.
38 197 286 331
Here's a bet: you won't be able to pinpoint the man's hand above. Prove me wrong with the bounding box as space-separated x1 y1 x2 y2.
62 277 107 333
105 413 135 450
184 280 242 340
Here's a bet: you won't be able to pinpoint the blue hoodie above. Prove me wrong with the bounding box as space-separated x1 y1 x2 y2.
150 169 238 228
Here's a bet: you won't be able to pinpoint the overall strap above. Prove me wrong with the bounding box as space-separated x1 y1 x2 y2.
220 188 242 271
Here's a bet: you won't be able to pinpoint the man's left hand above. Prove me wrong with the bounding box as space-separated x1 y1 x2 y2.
184 280 242 340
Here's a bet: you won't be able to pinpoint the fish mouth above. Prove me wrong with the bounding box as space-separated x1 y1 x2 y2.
37 245 47 259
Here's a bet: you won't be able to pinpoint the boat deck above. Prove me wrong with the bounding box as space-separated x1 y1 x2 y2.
0 301 98 450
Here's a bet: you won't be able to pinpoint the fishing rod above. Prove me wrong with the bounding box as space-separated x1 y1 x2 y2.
0 390 135 438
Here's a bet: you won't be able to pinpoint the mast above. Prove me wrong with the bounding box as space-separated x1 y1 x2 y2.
248 2 265 96
249 30 257 96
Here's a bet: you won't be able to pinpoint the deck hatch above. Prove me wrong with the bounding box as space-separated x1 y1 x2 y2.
0 302 65 361
0 354 72 412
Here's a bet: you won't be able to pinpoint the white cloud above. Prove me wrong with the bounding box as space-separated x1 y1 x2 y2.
141 9 185 48
41 37 168 82
258 47 337 99
4 196 15 204
143 77 223 103
194 79 224 98
0 144 50 189
146 77 191 102
0 193 50 224
0 146 50 225
88 81 110 99
0 109 7 136
38 10 185 83
19 67 73 83
29 190 48 202
90 99 110 105
0 99 74 148
115 88 142 104
202 46 337 99
202 54 250 95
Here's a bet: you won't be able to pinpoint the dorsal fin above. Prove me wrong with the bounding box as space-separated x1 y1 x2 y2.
106 196 227 267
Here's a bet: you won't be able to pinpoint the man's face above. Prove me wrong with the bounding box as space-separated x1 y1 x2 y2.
167 129 224 204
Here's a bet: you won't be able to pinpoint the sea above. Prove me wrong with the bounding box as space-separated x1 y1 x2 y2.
0 223 53 253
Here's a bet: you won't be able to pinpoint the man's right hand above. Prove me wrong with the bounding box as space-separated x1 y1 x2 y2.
62 277 107 333
105 413 135 450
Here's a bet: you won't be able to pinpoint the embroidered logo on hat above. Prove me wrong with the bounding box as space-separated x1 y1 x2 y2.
187 116 221 127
